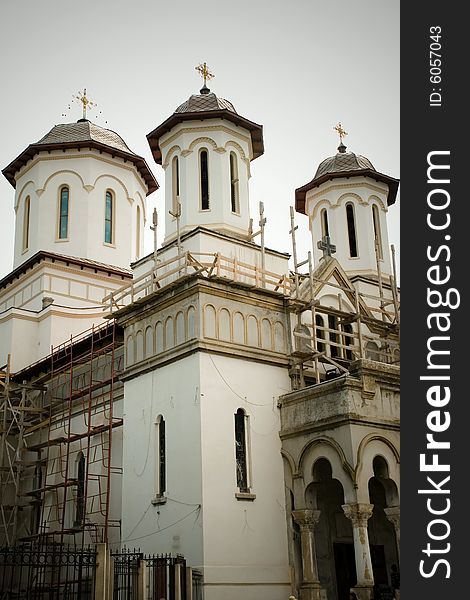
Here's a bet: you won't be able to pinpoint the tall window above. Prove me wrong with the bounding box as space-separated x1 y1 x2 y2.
59 186 69 239
74 452 85 527
344 323 354 361
320 208 329 237
328 315 339 358
23 196 31 251
200 149 209 210
136 205 141 259
372 204 383 260
155 415 166 497
346 203 358 257
172 156 180 214
234 409 249 493
315 315 325 353
104 190 114 244
230 152 239 213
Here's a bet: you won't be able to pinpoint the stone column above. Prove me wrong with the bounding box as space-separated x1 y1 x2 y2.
384 505 400 562
342 503 374 600
292 509 323 600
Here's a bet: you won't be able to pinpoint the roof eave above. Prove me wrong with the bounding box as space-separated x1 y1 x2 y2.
295 170 400 214
2 140 159 196
147 110 264 165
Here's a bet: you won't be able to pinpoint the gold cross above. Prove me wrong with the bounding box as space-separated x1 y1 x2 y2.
195 62 215 87
334 122 348 143
73 88 97 120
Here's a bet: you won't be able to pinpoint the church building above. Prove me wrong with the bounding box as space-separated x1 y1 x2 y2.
0 69 400 600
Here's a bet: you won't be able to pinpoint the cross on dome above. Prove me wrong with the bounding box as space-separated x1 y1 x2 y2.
73 88 97 121
195 62 215 93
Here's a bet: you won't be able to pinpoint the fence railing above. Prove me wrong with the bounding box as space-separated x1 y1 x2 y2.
0 543 96 600
103 251 291 313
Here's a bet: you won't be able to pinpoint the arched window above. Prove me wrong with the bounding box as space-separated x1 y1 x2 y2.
136 205 141 259
346 203 358 257
200 149 209 210
172 156 180 214
230 152 239 213
234 408 249 493
365 341 381 361
155 415 166 497
58 186 69 239
74 452 85 527
320 208 329 237
315 315 325 353
104 190 114 244
372 204 383 260
23 196 31 251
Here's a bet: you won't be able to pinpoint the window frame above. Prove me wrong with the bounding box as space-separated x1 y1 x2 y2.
345 202 358 258
104 189 115 245
199 148 210 211
372 204 384 260
23 195 31 252
58 186 70 240
229 151 240 214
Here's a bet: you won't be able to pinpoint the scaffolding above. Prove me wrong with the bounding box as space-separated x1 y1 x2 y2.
0 321 123 547
288 206 400 389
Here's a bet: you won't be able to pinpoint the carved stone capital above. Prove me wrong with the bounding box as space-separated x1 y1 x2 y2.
292 509 321 531
342 503 374 527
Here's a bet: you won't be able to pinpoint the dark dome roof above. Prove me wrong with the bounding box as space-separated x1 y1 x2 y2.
147 87 264 164
36 120 135 154
174 91 237 115
295 145 399 214
3 120 158 194
315 150 375 178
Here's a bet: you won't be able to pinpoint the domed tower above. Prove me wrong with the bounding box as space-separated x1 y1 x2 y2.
3 117 158 270
147 70 263 244
295 129 399 275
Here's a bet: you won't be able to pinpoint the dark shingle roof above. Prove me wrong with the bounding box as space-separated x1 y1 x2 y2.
315 151 375 178
2 120 158 195
174 92 237 114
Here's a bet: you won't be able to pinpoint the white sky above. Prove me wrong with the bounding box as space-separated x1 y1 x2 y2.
0 0 399 280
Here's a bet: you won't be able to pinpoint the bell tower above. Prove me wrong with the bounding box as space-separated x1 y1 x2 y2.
147 64 264 244
295 124 399 276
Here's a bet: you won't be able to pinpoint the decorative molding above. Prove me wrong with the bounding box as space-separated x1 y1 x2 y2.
160 124 251 152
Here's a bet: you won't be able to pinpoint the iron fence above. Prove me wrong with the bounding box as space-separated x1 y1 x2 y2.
0 543 96 600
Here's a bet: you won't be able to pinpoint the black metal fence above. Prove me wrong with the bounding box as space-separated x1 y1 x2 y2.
111 548 188 600
0 543 96 600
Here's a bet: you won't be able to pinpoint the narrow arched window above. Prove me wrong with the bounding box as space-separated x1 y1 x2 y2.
136 205 141 259
315 315 325 353
200 149 209 210
104 190 114 244
328 315 339 358
58 186 69 239
320 208 329 237
234 409 249 493
372 204 383 260
172 156 180 214
23 196 31 251
230 152 239 213
74 452 85 526
155 415 166 497
346 203 358 257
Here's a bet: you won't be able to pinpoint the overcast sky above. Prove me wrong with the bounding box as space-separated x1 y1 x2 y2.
0 0 399 280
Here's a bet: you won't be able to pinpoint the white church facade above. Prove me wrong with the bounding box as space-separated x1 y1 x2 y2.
0 79 400 600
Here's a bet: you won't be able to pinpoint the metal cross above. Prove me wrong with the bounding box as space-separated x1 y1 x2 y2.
317 235 337 258
195 62 215 87
333 122 348 144
73 88 97 120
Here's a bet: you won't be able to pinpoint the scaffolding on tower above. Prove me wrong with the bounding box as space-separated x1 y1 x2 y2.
0 320 124 548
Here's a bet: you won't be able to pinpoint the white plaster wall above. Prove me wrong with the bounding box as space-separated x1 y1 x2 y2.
120 355 204 563
199 352 291 600
159 119 253 242
13 149 147 270
306 177 392 275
